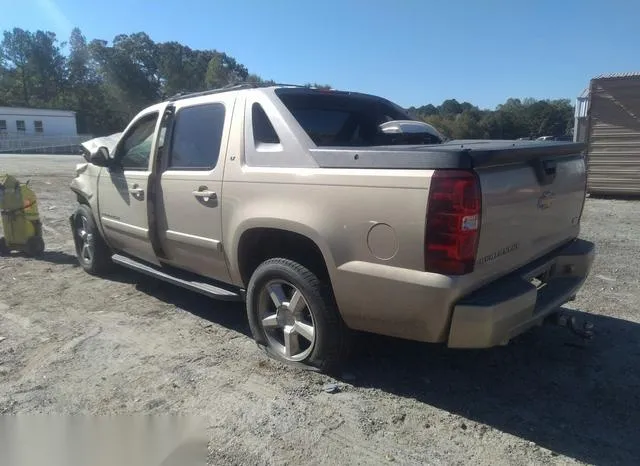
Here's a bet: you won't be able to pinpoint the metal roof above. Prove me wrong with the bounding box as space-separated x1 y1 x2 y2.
0 106 76 115
585 73 640 195
592 72 640 80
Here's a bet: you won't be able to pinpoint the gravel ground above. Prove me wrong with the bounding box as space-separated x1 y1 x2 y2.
0 154 639 465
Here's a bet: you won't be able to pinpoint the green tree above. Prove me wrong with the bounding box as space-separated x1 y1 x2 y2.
1 28 33 105
88 36 160 120
204 54 228 89
303 83 332 89
0 26 576 139
439 99 463 115
29 30 66 105
452 110 485 139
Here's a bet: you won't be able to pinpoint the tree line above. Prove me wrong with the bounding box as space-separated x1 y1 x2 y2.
408 97 575 140
1 27 575 139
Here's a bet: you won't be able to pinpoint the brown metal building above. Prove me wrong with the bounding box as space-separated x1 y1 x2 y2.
575 72 640 196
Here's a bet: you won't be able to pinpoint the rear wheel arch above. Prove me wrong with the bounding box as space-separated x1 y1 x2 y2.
236 227 333 289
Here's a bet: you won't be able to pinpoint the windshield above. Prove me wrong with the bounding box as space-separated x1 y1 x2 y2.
275 89 442 147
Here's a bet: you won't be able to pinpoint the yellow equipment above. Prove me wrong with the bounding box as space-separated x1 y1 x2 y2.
0 174 45 257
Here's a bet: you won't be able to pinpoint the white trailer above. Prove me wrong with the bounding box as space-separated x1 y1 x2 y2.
0 106 77 137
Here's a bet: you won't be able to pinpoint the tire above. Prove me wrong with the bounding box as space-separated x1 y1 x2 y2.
246 258 350 374
24 235 45 257
72 204 113 275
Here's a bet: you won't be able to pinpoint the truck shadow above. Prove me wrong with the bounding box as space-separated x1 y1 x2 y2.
39 250 80 266
346 309 640 465
88 267 640 464
1 250 79 266
106 268 250 336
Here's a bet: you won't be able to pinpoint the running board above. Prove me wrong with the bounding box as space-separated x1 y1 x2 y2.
111 254 243 301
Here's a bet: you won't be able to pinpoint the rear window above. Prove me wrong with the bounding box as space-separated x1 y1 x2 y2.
275 89 417 147
289 109 351 146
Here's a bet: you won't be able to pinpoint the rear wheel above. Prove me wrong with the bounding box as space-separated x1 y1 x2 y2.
246 258 349 373
72 204 113 275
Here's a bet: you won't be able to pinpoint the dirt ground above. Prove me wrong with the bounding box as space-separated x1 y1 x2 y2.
0 154 639 465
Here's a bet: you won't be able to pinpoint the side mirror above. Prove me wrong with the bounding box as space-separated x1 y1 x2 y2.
89 147 110 167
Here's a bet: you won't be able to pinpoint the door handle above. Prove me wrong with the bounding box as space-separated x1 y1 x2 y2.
192 187 217 201
129 184 144 197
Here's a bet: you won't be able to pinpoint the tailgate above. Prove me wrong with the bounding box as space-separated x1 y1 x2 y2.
471 142 587 281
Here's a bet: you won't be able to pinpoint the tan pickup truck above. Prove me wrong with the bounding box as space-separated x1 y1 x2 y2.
70 84 595 372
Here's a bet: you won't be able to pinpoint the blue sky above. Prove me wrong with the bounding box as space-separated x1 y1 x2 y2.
1 0 639 109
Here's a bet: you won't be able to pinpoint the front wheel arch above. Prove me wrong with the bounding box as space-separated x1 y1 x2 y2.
71 204 113 275
75 193 90 205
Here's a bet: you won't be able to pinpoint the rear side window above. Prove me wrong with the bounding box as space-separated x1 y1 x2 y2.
252 103 280 144
169 103 225 170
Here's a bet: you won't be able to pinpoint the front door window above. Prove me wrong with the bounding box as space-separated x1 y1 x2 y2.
117 113 158 170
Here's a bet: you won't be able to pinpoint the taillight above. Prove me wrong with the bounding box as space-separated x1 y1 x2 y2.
425 170 481 275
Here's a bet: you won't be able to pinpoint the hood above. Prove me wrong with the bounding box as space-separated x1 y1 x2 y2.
80 132 122 159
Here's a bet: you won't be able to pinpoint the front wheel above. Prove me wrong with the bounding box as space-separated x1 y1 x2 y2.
246 258 350 373
72 204 113 275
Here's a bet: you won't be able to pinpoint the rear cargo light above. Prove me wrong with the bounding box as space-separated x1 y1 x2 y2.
424 170 481 275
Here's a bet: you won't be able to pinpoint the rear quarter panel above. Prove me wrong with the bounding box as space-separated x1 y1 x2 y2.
223 165 431 276
222 159 435 335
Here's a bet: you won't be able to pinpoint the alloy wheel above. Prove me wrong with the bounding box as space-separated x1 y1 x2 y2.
76 215 94 265
257 279 316 361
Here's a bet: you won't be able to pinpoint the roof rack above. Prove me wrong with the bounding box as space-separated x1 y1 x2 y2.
167 83 258 102
166 82 329 102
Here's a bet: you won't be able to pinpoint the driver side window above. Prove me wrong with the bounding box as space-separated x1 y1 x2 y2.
117 112 159 170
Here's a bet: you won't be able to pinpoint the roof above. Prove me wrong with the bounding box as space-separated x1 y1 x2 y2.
167 82 309 102
0 106 76 116
591 72 640 80
165 82 373 104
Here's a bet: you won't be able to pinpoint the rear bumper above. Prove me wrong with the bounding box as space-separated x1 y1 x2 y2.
447 238 595 348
